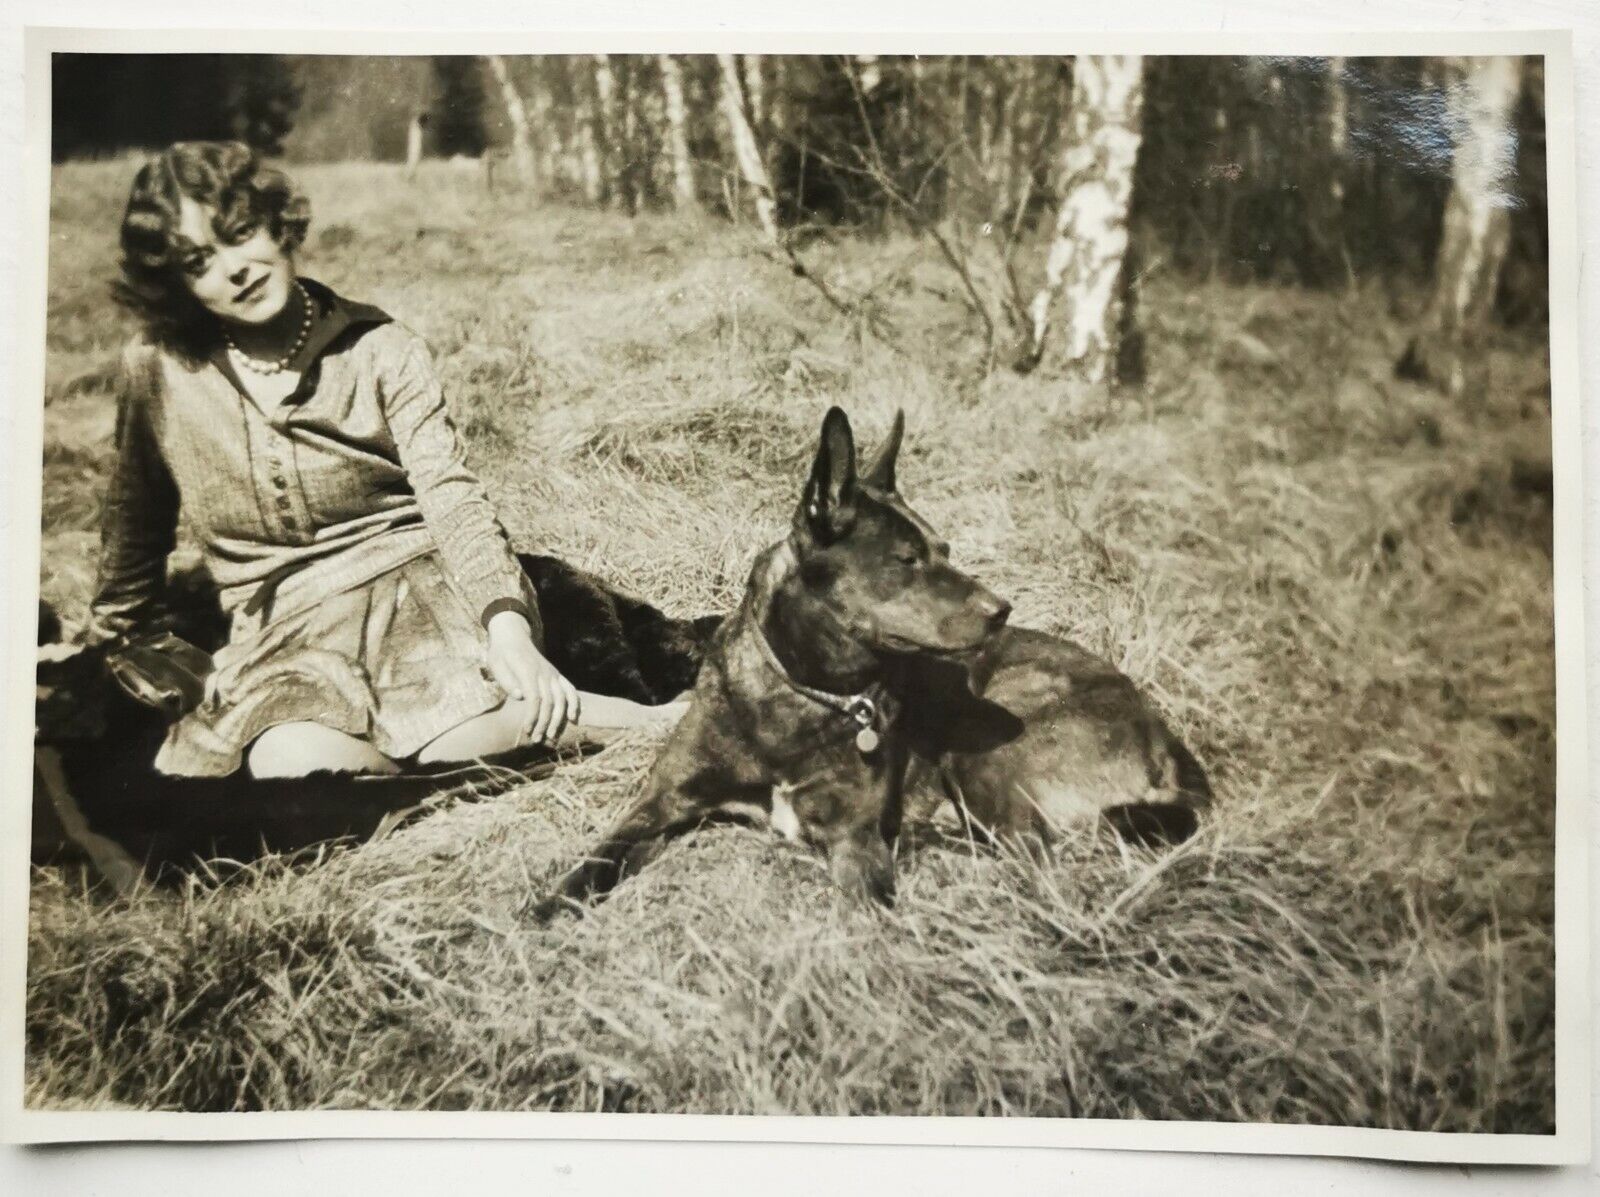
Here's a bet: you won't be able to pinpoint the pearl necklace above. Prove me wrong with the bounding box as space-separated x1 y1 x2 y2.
224 280 314 376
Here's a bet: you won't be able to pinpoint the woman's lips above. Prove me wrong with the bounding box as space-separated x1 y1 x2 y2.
234 275 268 303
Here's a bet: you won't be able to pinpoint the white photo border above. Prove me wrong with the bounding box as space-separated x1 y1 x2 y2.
1 24 1587 1165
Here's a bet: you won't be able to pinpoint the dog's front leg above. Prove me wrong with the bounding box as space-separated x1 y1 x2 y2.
530 790 679 919
530 775 751 922
531 684 772 921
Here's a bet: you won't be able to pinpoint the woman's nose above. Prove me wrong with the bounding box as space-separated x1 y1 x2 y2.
214 245 250 285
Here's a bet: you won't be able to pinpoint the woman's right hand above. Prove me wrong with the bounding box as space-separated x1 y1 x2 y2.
484 609 581 743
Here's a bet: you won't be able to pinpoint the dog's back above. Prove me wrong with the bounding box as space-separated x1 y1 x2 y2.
932 626 1210 845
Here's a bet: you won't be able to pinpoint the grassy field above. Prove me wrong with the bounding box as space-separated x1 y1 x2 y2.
27 159 1557 1127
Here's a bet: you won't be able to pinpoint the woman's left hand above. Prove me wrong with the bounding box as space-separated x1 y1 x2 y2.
484 610 581 744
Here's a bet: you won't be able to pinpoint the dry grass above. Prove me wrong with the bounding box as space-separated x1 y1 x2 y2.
27 159 1556 1127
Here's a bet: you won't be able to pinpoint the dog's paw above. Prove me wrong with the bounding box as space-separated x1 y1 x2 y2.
526 892 586 926
1104 801 1200 847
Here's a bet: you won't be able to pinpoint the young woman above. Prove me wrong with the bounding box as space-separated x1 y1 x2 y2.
91 140 673 780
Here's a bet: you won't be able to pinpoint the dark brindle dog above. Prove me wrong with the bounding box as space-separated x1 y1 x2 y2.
539 408 1210 913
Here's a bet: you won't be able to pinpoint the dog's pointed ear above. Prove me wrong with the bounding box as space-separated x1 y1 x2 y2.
798 407 858 541
861 409 905 492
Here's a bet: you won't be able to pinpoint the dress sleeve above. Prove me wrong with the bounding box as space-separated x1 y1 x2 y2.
376 328 537 632
86 345 180 647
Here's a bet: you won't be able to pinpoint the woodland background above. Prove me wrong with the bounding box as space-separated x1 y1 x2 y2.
51 52 1548 389
28 54 1556 1126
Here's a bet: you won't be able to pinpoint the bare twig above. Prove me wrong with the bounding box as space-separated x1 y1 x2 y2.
800 135 1000 358
752 236 911 355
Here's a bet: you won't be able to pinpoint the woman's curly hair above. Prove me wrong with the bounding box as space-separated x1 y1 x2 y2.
115 141 311 359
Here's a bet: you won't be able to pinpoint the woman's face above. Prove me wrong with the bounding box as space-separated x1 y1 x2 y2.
172 194 294 328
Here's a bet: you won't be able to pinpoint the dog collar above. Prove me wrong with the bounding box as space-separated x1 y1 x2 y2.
750 620 887 755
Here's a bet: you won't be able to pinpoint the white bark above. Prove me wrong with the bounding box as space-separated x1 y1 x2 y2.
1328 56 1348 203
590 54 616 206
577 119 602 204
716 53 780 243
1024 55 1146 384
659 54 697 210
619 59 639 211
857 54 881 93
744 54 766 132
527 60 558 191
405 111 425 176
486 55 536 187
1400 55 1523 397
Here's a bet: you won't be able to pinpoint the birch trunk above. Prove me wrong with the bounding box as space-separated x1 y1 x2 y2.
527 60 558 192
590 54 616 207
1020 55 1146 385
1396 55 1523 398
744 54 766 134
659 54 697 210
716 53 780 243
577 119 603 204
857 54 881 93
485 55 536 188
405 111 426 177
618 58 640 213
1327 55 1349 203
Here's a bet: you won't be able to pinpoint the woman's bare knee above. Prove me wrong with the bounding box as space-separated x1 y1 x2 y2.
415 701 528 764
247 722 399 779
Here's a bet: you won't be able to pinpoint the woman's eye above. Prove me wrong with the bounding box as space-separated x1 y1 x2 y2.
179 249 213 277
224 219 260 244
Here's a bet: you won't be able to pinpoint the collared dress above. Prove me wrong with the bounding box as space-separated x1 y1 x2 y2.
88 278 539 777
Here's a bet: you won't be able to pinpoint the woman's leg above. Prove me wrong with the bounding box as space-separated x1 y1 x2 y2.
415 690 687 765
248 722 401 779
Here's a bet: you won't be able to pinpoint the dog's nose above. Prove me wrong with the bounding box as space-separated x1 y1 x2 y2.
984 597 1012 632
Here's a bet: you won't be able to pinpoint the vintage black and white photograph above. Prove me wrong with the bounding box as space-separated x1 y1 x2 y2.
8 30 1583 1158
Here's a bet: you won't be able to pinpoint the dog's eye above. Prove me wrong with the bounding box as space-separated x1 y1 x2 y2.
894 550 921 567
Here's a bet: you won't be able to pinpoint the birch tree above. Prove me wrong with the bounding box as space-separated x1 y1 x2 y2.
526 60 558 192
658 54 697 210
618 58 641 213
1396 55 1524 398
1019 55 1146 385
485 55 536 187
716 53 780 243
589 54 617 207
856 54 882 93
404 110 426 177
744 54 766 136
575 119 602 201
1327 56 1349 206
